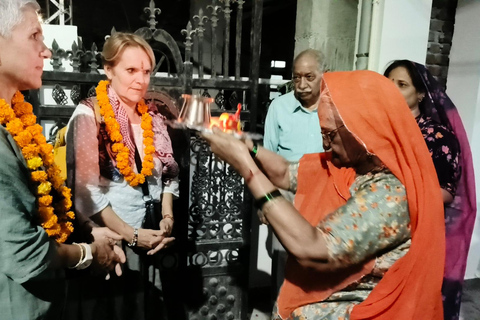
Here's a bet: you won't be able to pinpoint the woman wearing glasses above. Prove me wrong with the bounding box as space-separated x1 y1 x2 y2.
201 71 444 319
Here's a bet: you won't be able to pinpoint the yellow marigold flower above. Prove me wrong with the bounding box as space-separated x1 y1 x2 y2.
39 195 53 207
27 156 43 170
31 170 48 182
37 181 52 195
20 114 37 126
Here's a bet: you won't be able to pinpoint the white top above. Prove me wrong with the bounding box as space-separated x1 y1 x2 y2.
66 103 179 228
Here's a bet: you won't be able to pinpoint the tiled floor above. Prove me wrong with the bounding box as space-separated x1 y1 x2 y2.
249 278 480 320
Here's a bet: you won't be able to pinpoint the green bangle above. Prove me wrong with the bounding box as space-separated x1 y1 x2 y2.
255 189 283 209
249 141 259 159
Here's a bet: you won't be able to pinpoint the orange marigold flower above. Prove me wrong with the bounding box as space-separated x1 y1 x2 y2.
11 91 24 105
31 170 48 182
14 131 33 148
38 206 54 219
6 118 25 135
66 211 75 220
20 114 37 126
144 146 155 154
27 124 43 136
39 195 53 207
143 130 154 138
34 133 47 145
13 101 33 117
22 144 40 159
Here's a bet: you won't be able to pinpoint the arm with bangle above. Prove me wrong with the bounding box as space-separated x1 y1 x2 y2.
90 206 172 253
204 130 330 269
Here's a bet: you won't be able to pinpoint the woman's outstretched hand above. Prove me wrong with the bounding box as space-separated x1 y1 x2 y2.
200 127 254 175
137 228 175 255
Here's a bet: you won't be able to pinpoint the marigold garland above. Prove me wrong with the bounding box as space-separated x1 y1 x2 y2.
0 92 74 243
95 80 155 187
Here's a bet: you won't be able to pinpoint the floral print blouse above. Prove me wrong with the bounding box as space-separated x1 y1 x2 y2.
416 114 461 197
273 165 411 320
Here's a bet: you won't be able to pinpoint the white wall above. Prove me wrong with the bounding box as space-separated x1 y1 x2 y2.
368 0 432 72
447 0 480 279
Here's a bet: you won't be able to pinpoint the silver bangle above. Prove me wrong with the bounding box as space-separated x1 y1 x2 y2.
69 243 84 269
127 228 139 247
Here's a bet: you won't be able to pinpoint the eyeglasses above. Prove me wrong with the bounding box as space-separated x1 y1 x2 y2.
321 124 345 148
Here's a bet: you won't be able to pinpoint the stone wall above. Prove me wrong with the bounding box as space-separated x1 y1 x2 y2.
427 0 458 89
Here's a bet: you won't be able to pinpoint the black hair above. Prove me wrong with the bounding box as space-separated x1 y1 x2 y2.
384 60 427 114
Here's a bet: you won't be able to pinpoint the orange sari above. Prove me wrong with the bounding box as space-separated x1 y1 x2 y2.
277 71 445 319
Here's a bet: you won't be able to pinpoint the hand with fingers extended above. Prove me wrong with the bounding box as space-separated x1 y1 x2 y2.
89 237 126 276
200 127 252 173
137 228 175 253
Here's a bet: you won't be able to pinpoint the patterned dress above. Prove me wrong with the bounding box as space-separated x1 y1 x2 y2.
273 165 411 320
416 114 460 197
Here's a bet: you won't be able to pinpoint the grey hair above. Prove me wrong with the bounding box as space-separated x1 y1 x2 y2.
293 49 326 73
0 0 40 38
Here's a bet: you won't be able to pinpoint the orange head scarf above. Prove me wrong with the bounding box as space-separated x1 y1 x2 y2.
277 70 445 319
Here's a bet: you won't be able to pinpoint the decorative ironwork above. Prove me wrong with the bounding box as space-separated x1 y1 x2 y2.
222 0 232 78
67 40 84 72
188 137 244 242
202 89 211 98
215 90 226 109
70 84 81 105
235 0 245 79
50 39 66 71
181 21 196 63
85 43 99 74
87 85 97 98
144 0 161 31
207 0 222 78
52 84 68 105
228 91 239 109
193 8 209 78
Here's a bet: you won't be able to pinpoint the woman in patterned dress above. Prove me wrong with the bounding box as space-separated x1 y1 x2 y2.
202 70 445 319
385 60 476 320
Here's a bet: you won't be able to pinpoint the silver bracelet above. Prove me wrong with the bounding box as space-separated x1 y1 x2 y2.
127 228 139 247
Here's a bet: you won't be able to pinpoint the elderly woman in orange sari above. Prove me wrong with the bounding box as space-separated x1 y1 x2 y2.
201 70 445 319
